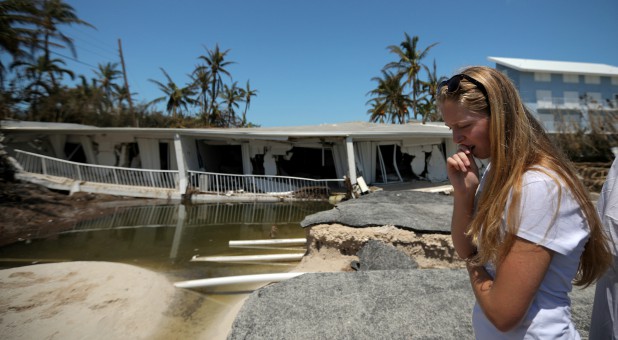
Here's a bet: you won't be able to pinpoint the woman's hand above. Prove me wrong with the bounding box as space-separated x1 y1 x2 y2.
447 145 480 196
447 145 481 259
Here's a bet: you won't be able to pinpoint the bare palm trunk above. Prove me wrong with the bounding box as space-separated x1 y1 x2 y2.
209 75 218 124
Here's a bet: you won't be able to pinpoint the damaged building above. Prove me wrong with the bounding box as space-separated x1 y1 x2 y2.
1 120 458 200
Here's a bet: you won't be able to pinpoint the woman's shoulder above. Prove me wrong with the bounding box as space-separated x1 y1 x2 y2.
521 166 579 206
522 166 563 188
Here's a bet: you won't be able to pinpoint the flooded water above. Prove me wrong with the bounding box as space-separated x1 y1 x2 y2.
0 201 332 280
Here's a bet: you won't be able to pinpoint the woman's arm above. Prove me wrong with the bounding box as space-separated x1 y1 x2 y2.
467 237 553 332
451 188 477 259
446 147 479 259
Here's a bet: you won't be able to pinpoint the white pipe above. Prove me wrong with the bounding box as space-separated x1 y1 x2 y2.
191 253 305 262
229 245 306 251
174 272 306 288
229 238 307 246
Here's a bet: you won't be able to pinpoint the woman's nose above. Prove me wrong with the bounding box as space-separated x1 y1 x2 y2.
452 131 464 143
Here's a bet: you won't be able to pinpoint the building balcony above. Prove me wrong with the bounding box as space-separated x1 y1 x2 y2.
536 97 582 110
536 97 618 111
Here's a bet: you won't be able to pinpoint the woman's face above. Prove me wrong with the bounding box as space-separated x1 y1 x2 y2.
441 100 491 159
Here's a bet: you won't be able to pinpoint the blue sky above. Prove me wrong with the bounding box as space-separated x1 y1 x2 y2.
61 0 618 127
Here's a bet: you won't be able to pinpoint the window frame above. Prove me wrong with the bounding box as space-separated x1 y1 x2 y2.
534 72 551 82
563 74 579 83
584 75 601 84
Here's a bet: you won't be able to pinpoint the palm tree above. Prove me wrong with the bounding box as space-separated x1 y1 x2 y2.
13 55 74 94
148 68 196 118
73 75 104 116
420 59 446 123
366 99 387 123
35 0 93 88
94 62 121 99
219 81 243 127
115 85 137 114
197 44 234 118
0 0 39 86
208 101 224 127
366 70 412 124
241 80 258 126
190 66 211 119
384 33 437 121
11 55 74 120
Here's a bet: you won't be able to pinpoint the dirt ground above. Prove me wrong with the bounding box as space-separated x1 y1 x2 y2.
0 178 149 248
295 224 466 273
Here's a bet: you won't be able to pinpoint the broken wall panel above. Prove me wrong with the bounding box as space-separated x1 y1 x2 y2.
354 142 375 183
276 146 337 179
426 145 447 182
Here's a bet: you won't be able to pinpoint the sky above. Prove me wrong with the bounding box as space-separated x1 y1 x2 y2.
59 0 618 127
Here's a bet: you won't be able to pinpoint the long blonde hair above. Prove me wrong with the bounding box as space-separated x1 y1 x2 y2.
437 66 611 286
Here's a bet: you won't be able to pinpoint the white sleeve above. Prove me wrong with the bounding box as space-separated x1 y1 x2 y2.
598 158 618 255
513 177 589 256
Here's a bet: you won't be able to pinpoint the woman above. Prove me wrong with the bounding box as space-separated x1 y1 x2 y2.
437 66 612 338
590 157 618 339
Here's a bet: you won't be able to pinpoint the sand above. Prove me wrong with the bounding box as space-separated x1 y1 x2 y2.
0 261 175 340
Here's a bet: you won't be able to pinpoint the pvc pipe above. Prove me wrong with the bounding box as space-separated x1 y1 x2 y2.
228 245 306 251
174 272 306 288
229 238 307 246
191 253 304 262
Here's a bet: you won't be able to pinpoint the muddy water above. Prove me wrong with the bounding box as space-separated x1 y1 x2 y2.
0 201 332 338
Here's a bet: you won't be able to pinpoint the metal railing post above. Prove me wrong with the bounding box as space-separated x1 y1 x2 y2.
76 164 82 181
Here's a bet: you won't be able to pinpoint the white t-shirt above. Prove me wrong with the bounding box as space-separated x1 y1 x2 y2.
589 157 618 339
472 165 589 339
596 158 618 256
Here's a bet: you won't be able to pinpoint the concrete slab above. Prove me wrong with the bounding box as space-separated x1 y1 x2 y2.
301 190 453 233
228 269 595 339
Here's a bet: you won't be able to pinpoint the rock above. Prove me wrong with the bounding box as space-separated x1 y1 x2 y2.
351 240 418 271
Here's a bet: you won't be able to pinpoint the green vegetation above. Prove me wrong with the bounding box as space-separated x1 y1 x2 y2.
367 33 444 124
0 0 259 128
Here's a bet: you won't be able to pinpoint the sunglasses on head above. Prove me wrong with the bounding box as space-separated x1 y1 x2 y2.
439 74 490 111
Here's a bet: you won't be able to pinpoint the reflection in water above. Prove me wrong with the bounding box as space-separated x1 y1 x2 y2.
0 201 332 282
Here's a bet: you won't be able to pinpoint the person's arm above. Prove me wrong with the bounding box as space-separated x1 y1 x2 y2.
446 147 479 259
467 237 553 332
451 184 477 259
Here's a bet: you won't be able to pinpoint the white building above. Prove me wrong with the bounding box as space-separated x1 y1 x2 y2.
488 56 618 132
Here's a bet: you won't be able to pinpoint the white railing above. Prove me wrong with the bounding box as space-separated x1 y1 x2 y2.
15 149 179 189
188 170 344 196
13 150 345 198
